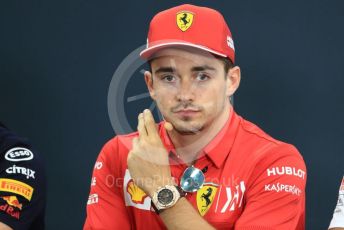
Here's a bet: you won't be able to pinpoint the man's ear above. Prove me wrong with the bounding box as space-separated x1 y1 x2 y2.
144 71 156 100
225 66 241 97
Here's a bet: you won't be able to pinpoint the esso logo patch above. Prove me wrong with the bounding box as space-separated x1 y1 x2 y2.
5 147 34 162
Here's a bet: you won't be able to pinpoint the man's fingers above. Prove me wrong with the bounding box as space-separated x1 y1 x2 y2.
164 122 174 131
143 109 159 137
137 113 147 138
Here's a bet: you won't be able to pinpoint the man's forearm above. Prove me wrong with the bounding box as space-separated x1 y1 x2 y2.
160 197 215 230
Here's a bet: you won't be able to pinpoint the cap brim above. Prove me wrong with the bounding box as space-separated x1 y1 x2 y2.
139 41 227 60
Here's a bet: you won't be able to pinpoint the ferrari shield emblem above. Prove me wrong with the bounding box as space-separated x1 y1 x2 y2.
176 11 194 32
196 184 218 216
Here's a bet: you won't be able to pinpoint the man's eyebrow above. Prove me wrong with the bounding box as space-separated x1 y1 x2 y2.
154 67 176 74
191 65 216 72
154 65 216 74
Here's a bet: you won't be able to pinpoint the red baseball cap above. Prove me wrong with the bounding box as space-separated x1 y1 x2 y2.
140 4 235 63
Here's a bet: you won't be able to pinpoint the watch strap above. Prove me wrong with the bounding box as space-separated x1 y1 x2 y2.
175 185 186 197
151 200 163 214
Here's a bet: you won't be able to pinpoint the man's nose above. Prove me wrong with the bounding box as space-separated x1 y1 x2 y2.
176 79 195 102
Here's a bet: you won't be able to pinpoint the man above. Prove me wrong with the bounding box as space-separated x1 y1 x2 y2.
84 4 306 229
329 176 344 230
0 122 46 230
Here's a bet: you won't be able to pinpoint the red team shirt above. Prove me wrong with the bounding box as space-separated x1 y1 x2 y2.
84 109 306 229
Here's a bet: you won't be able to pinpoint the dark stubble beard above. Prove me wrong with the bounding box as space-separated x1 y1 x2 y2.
169 102 205 135
173 121 205 135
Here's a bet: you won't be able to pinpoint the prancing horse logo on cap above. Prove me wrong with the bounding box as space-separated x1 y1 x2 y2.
176 11 194 32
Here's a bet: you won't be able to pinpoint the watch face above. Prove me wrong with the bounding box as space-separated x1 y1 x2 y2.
157 188 174 205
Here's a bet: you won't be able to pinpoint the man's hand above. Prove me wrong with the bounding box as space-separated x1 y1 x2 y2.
127 109 174 197
127 109 215 230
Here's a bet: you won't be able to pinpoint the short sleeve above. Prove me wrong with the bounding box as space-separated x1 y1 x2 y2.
83 137 131 230
235 144 307 230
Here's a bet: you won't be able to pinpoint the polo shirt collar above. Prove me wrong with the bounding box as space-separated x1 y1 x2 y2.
202 109 240 168
159 107 241 168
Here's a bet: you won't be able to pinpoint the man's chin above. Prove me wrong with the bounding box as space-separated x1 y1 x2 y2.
172 122 204 135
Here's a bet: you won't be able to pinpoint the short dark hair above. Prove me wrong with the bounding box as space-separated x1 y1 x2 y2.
217 56 234 75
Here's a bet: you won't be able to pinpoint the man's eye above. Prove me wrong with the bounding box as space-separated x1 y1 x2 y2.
196 73 210 81
162 75 176 82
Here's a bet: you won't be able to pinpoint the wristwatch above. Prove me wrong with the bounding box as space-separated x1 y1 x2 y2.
151 185 186 214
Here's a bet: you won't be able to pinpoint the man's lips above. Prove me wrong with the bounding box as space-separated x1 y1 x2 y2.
174 109 200 116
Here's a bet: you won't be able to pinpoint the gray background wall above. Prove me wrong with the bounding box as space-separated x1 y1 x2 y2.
0 0 343 229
